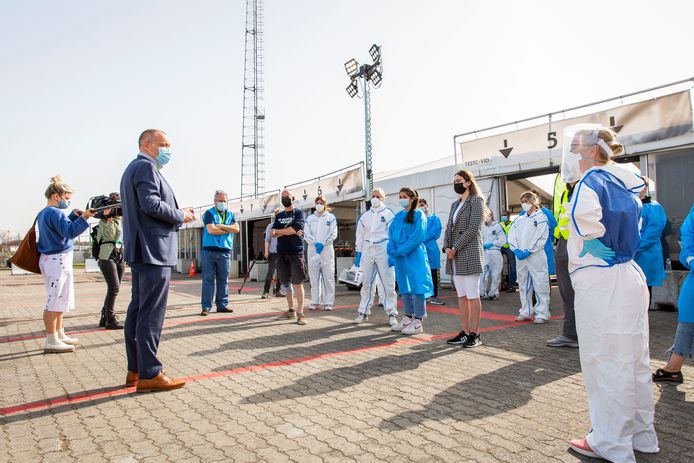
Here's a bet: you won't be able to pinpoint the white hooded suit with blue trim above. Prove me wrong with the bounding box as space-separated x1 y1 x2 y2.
568 164 658 463
507 210 550 320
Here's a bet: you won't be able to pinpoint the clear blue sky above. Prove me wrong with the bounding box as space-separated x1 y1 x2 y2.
1 0 693 234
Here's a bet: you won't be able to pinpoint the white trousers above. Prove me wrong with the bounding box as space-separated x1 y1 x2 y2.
307 245 335 307
572 262 658 462
480 250 503 298
39 251 75 313
517 251 550 320
358 241 397 316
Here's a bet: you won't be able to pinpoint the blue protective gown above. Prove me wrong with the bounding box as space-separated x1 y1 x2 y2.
423 214 442 270
634 200 667 287
678 204 694 323
541 206 558 275
387 209 434 297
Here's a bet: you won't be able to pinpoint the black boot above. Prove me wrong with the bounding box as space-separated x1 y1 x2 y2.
99 308 106 328
105 311 124 330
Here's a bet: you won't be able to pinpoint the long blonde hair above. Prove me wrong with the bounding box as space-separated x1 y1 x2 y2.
44 175 73 199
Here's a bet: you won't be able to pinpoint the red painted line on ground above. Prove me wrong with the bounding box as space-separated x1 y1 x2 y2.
0 319 526 417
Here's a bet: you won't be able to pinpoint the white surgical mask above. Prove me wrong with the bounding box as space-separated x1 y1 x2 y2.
370 197 382 208
315 204 325 212
521 203 532 212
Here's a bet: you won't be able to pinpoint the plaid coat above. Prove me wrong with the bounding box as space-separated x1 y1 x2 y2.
444 195 485 276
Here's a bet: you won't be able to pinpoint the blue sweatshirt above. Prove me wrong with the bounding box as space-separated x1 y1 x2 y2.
37 207 89 255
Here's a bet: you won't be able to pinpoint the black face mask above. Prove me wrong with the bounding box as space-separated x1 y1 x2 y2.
281 197 292 207
454 183 467 194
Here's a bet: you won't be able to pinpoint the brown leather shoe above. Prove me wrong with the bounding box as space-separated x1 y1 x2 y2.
125 371 138 387
136 371 186 393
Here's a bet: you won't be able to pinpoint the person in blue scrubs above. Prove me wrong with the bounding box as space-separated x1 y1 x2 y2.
652 203 694 384
418 198 444 305
634 179 667 306
388 187 434 335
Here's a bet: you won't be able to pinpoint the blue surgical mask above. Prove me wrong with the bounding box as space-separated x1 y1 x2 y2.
500 216 508 222
418 207 426 214
215 202 227 212
398 198 410 208
57 199 70 209
157 147 172 166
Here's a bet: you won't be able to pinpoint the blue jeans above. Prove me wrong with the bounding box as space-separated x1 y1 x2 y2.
402 293 426 319
501 247 517 286
201 249 231 310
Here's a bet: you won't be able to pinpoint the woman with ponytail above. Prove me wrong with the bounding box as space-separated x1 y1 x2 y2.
37 175 95 353
387 187 434 334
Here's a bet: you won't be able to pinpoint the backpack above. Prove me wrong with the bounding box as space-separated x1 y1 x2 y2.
90 224 101 259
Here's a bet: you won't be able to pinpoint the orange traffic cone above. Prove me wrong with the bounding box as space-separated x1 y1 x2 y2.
189 261 196 277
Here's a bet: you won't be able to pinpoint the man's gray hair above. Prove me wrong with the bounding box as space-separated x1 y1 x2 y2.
214 190 228 199
138 129 166 147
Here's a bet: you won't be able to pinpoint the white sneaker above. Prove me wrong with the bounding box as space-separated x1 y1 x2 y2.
402 318 423 335
388 314 398 327
391 315 412 332
57 328 79 346
324 306 333 311
353 313 368 324
44 333 75 354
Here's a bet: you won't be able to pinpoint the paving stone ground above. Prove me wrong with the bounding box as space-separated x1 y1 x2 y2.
1 268 692 462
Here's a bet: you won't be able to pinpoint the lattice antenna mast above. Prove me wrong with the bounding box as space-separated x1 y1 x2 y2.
240 0 266 199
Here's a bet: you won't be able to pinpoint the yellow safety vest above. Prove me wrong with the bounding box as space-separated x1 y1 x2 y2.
553 174 570 240
501 221 512 248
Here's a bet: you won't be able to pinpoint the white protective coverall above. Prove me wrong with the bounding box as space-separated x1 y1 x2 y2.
355 205 397 316
304 211 338 308
507 210 550 320
480 221 506 298
568 164 657 462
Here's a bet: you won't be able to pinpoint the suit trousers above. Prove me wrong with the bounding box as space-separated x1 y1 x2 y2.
555 237 577 341
124 263 171 380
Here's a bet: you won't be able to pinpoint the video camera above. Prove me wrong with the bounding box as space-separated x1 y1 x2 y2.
87 193 122 219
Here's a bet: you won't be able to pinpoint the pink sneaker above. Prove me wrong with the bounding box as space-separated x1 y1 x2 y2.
569 438 603 459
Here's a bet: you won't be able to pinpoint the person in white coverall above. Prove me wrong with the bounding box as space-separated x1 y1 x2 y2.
480 208 506 300
563 124 658 462
507 191 550 323
353 188 398 325
304 196 338 310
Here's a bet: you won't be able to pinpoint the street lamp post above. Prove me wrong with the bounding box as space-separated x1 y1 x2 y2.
344 44 383 201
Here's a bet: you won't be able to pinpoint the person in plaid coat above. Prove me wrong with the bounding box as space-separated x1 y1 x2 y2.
444 170 486 348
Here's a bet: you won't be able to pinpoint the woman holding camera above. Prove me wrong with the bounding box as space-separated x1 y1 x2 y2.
38 176 94 353
96 195 125 329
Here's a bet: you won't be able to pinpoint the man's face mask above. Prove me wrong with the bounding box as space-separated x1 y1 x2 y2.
281 196 292 207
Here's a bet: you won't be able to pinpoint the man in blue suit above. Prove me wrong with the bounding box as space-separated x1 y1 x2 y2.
120 129 195 392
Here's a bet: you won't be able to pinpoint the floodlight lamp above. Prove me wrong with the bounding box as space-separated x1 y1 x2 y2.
344 58 359 77
370 70 382 87
346 81 359 98
369 44 381 63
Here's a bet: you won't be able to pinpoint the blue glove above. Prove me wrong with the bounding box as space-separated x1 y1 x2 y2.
388 256 395 267
513 249 531 260
579 239 616 260
315 243 324 254
483 242 493 250
354 251 362 267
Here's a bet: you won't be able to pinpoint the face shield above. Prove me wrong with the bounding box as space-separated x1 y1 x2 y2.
561 123 615 183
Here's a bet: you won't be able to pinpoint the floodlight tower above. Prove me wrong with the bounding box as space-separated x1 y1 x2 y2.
240 0 266 199
344 44 383 200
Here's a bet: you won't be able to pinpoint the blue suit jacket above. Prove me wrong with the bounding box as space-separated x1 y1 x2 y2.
120 154 184 266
